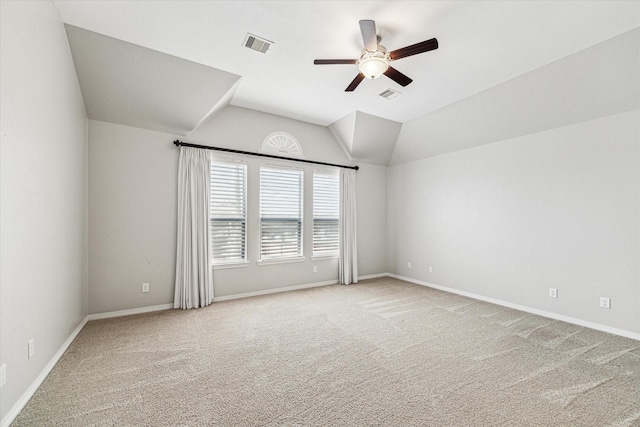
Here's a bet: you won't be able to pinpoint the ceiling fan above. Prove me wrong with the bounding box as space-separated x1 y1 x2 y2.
314 19 438 92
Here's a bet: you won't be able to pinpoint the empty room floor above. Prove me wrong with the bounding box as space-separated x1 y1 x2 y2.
12 277 640 426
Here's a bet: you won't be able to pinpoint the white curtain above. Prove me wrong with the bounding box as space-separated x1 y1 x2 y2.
339 168 358 285
174 147 213 309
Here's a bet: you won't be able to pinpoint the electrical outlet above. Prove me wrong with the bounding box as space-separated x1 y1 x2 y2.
428 266 433 273
0 364 6 388
142 282 150 293
408 262 412 269
313 266 317 273
28 339 34 359
549 288 558 298
600 297 611 309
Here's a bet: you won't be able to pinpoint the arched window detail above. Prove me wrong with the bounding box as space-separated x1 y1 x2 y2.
260 132 304 158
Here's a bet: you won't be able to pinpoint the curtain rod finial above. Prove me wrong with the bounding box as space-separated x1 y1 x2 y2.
173 140 182 147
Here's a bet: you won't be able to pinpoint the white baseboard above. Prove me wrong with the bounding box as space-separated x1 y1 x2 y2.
388 273 640 342
1 316 89 427
213 271 397 302
214 279 339 302
87 276 388 314
87 303 173 321
358 273 388 280
81 275 387 317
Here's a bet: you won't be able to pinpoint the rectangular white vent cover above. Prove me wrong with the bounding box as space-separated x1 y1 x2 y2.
243 33 273 53
379 89 401 99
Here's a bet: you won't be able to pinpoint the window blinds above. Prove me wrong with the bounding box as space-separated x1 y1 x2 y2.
313 171 340 256
260 166 304 260
210 161 247 263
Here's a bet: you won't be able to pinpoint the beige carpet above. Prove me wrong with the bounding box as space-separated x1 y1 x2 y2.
12 277 640 426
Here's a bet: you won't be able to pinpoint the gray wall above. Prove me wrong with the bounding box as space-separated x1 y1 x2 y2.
388 109 640 334
88 108 388 313
88 121 178 314
356 163 388 276
0 1 88 422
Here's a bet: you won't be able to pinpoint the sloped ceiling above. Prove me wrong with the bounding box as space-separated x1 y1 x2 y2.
330 111 402 165
54 1 640 164
65 25 241 136
391 28 640 164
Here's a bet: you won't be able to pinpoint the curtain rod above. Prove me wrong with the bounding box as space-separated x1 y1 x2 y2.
173 140 359 171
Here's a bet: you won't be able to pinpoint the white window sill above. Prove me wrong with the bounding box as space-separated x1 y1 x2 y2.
212 261 250 270
258 257 306 266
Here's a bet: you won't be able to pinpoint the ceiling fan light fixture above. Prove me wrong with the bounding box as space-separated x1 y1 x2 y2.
313 20 438 91
358 50 389 79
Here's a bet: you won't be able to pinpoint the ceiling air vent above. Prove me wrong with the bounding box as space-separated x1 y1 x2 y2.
379 89 401 100
243 33 273 53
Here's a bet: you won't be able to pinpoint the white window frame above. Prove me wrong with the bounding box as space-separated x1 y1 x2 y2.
312 169 340 259
210 158 249 268
258 164 305 264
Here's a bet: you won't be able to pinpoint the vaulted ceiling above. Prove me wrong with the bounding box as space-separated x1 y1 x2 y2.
55 1 640 165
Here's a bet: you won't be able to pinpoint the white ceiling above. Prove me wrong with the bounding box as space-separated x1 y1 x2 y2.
392 27 640 164
54 1 640 163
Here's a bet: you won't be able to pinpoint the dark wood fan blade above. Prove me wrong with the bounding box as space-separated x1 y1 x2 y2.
345 73 365 92
314 59 358 65
359 20 378 51
389 38 438 60
384 66 413 87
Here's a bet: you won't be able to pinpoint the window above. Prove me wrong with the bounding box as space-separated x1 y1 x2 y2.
210 160 247 264
260 166 303 260
261 132 304 158
313 171 340 257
